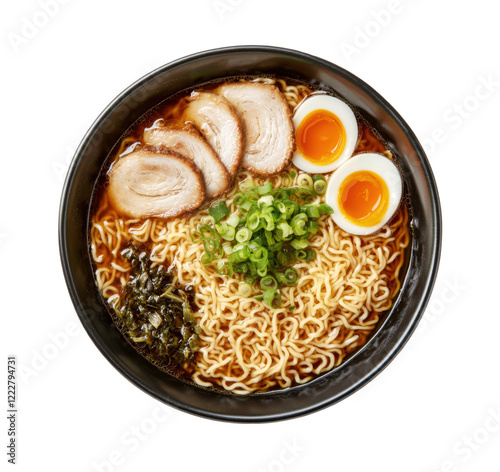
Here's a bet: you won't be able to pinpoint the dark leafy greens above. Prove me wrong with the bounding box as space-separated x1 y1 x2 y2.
113 245 200 366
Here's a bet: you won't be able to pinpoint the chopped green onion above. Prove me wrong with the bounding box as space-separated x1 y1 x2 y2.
191 230 202 243
260 275 278 291
269 241 284 252
304 205 320 219
217 259 233 277
233 262 248 273
258 195 274 208
222 241 234 255
275 267 298 286
235 227 252 243
236 245 250 261
263 289 282 308
297 173 313 187
268 255 279 269
291 212 307 225
313 174 325 182
277 249 291 266
220 226 235 241
239 179 254 192
313 179 327 195
200 215 215 225
292 219 307 237
284 268 299 284
248 213 260 231
243 272 257 284
209 201 230 223
198 225 221 256
282 201 297 219
252 233 264 247
238 282 253 297
274 200 286 214
291 238 308 250
233 192 245 205
276 221 293 239
226 214 240 228
290 171 296 179
306 220 319 234
201 253 213 265
296 250 307 259
215 222 228 235
318 203 334 215
264 231 275 247
288 305 296 311
257 267 267 277
246 190 260 202
240 200 254 212
305 249 316 261
295 185 315 198
261 213 275 231
257 182 273 195
247 240 260 253
250 246 268 263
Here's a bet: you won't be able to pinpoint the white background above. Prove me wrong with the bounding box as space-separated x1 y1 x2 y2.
2 0 500 470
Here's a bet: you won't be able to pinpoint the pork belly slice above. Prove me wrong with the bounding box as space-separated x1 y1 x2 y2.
107 146 205 219
216 82 295 176
183 91 243 179
143 124 231 199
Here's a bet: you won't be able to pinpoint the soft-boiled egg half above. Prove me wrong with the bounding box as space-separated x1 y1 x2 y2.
292 94 358 173
326 153 402 235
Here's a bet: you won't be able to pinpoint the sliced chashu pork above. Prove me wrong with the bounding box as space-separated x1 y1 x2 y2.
183 91 243 179
107 146 205 219
143 124 230 199
217 82 295 176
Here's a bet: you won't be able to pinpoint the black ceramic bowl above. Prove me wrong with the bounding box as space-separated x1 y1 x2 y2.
59 46 441 422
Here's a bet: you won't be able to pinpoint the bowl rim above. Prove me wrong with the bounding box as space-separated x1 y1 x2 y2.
59 45 442 422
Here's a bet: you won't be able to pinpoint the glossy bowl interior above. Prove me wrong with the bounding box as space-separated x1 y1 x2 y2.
59 46 441 422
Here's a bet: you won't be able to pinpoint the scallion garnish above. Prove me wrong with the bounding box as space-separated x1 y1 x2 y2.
297 173 313 187
257 182 273 195
236 227 252 243
238 282 253 297
209 201 230 223
260 275 278 291
313 179 327 195
195 173 332 308
263 289 282 308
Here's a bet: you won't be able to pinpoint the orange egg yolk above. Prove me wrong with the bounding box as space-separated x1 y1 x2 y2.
338 170 389 226
296 109 346 165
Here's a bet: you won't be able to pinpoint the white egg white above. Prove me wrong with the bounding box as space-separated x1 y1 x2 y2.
325 153 402 235
292 94 358 173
